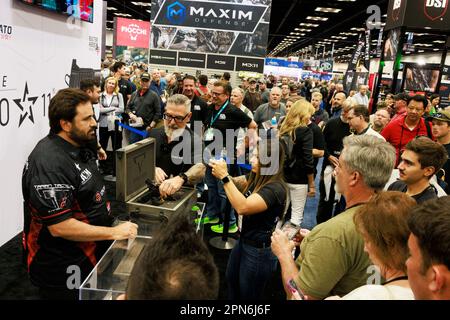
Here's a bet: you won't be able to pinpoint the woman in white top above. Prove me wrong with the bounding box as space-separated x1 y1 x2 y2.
99 77 124 173
327 191 416 300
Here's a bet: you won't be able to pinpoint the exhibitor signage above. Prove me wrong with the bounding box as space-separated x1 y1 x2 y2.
154 0 268 33
206 54 235 71
386 0 450 31
236 57 264 73
149 49 177 66
178 52 206 68
150 0 272 72
115 17 150 48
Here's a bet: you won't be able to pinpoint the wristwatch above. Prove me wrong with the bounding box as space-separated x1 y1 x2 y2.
178 172 188 184
221 175 232 184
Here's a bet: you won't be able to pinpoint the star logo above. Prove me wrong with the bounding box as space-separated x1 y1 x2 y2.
13 82 38 127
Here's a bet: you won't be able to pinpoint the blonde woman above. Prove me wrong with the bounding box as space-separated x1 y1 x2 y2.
278 100 315 227
99 77 124 173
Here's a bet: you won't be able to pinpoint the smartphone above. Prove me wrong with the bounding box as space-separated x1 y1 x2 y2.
286 279 305 300
281 223 300 240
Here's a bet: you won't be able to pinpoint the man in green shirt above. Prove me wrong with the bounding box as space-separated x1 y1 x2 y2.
271 135 396 299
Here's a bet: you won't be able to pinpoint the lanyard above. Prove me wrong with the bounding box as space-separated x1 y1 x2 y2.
210 100 229 126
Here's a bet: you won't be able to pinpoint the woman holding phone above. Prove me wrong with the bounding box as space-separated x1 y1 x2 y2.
209 138 287 300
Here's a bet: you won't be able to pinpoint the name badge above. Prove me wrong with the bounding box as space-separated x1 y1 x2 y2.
219 114 226 120
204 128 214 141
194 105 201 111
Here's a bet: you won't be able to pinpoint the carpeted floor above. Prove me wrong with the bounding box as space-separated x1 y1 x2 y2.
0 158 321 300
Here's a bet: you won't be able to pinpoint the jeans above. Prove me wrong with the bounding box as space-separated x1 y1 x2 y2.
226 239 278 300
205 166 236 225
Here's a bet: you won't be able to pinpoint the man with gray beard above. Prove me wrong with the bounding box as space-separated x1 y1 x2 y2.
147 94 205 198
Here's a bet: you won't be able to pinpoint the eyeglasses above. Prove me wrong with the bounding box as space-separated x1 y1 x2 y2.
163 113 189 122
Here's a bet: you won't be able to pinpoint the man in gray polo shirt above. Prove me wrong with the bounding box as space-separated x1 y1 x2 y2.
253 87 286 129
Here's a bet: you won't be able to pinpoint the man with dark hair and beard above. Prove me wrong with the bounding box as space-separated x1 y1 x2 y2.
22 88 138 300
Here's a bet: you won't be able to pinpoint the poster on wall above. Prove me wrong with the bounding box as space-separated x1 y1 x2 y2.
150 0 272 72
403 64 440 93
383 28 400 62
114 17 151 63
0 1 104 246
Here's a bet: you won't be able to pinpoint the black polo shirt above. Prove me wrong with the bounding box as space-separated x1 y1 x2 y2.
148 127 203 177
22 133 113 289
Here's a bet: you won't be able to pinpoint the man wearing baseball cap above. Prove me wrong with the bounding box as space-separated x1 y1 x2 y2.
391 93 409 121
243 78 262 112
258 78 270 104
127 72 161 143
430 110 450 193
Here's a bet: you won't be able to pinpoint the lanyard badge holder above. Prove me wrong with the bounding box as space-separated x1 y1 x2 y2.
204 101 229 142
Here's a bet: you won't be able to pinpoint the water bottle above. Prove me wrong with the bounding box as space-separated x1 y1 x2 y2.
271 116 277 128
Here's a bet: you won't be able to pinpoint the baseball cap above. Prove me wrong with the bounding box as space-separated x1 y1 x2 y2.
428 110 450 123
141 72 151 81
394 93 410 101
248 78 257 83
258 79 266 84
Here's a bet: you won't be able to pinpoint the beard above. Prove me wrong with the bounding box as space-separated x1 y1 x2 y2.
69 126 96 146
373 120 383 130
164 125 184 141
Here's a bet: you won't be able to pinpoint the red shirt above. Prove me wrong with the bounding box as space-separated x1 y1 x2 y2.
381 114 433 165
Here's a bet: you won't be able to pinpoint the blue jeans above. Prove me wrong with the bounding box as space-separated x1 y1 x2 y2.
226 239 278 300
205 166 236 225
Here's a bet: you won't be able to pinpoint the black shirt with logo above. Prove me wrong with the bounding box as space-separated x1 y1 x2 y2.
22 133 113 288
149 127 204 177
204 102 252 160
189 95 208 135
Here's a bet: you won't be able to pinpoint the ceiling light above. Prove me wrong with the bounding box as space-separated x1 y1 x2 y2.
307 16 328 21
299 23 319 27
315 7 341 13
433 40 445 43
351 27 365 32
114 13 132 17
107 7 118 11
131 1 151 6
295 28 312 32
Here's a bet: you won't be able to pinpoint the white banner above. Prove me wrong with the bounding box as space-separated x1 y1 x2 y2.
0 0 104 246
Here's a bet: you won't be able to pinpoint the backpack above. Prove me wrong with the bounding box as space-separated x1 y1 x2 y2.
280 134 296 169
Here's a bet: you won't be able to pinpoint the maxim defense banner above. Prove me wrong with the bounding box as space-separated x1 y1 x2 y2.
0 0 104 246
149 0 272 73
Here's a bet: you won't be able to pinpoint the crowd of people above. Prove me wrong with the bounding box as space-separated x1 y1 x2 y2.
21 56 450 301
